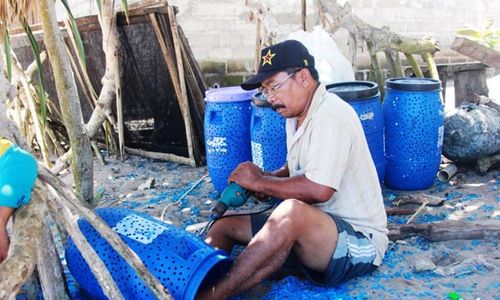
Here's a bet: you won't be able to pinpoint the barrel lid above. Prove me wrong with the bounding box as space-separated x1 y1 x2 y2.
386 77 441 91
252 92 272 107
205 86 257 102
326 81 379 101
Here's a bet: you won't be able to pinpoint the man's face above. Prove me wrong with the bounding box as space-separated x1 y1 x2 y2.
261 70 306 119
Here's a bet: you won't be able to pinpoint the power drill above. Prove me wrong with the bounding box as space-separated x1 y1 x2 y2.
210 182 250 219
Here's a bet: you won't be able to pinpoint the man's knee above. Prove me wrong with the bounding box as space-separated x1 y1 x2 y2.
270 199 306 221
206 215 252 244
265 199 307 233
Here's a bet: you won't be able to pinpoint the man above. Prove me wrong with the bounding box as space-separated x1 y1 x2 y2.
0 138 38 262
199 40 388 299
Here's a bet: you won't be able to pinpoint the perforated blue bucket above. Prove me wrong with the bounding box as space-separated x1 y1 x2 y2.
65 208 232 300
204 87 255 193
383 77 444 190
327 81 386 183
250 92 287 172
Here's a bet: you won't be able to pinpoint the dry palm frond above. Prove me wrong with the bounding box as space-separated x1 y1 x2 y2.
0 0 38 38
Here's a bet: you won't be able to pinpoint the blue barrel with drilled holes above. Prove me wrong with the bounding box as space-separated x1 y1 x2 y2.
250 92 287 172
327 81 386 183
204 87 255 194
383 77 444 190
65 208 232 300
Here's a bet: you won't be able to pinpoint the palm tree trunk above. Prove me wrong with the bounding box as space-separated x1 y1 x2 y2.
40 0 93 204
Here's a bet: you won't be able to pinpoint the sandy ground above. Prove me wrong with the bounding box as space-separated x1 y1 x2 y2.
57 76 500 299
60 153 499 300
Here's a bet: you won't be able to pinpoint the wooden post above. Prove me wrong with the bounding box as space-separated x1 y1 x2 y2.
421 52 439 80
166 6 196 167
404 53 424 77
367 41 385 98
115 53 125 159
454 69 489 107
301 0 307 31
149 12 196 167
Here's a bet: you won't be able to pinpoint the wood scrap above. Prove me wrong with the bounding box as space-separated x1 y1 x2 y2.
388 219 500 242
392 193 445 207
385 207 418 216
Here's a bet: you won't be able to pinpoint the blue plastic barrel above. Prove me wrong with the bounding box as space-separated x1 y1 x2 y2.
383 77 444 190
65 208 232 300
250 92 287 172
204 87 255 193
327 81 386 183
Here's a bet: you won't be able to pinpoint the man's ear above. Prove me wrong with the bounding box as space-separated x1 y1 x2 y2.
298 68 311 87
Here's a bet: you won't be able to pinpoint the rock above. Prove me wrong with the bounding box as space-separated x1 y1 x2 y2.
413 258 437 272
138 177 155 191
443 103 500 162
181 207 192 217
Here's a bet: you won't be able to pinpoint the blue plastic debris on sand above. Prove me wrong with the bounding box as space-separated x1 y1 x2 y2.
260 276 351 300
446 191 462 200
461 194 480 202
416 212 447 223
482 204 495 212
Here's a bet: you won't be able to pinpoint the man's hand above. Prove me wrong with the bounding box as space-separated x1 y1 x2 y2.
228 161 264 191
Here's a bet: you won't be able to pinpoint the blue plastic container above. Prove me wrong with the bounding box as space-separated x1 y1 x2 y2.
250 92 287 172
327 81 386 183
383 77 444 190
65 208 232 300
204 87 254 193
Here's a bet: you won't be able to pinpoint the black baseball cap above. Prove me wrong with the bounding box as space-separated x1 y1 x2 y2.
241 40 315 91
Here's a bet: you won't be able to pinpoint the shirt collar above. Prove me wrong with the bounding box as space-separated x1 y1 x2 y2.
287 83 327 147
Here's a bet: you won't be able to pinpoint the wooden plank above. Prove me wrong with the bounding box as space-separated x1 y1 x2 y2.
115 53 125 159
165 8 196 167
301 0 307 31
125 146 193 165
388 220 500 242
451 37 500 69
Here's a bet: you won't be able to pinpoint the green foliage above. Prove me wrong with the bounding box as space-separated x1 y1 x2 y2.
22 23 47 126
61 0 87 69
96 0 102 17
456 18 500 48
2 28 12 82
121 0 129 23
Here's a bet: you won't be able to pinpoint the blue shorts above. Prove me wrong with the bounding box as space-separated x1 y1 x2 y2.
251 211 377 285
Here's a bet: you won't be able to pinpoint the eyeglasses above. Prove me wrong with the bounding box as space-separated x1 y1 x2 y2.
261 70 299 98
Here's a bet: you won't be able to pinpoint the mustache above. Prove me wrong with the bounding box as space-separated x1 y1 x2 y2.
271 104 285 111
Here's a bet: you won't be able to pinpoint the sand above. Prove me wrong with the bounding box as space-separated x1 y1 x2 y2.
60 153 499 299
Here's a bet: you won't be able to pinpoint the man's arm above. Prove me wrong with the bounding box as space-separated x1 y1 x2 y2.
0 206 14 262
229 162 334 204
265 164 290 178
